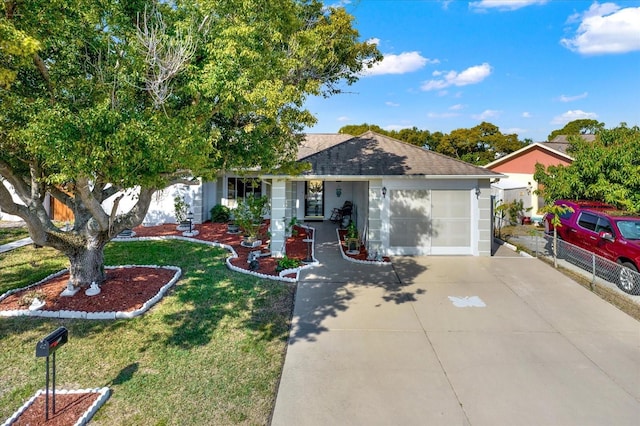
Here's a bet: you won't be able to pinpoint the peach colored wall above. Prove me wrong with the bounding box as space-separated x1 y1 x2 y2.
489 148 572 173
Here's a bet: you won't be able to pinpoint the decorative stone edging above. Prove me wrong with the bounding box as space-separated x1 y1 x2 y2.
0 266 181 319
335 229 392 265
1 387 110 426
115 233 319 283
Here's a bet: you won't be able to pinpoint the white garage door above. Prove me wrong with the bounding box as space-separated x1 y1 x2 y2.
389 189 471 255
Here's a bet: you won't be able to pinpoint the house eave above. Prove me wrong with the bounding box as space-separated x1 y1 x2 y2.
260 173 505 181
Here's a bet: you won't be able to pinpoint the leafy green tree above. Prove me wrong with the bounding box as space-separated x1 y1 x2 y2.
539 203 574 268
339 123 388 136
338 122 523 161
0 0 380 287
547 119 604 141
437 122 527 165
535 123 640 212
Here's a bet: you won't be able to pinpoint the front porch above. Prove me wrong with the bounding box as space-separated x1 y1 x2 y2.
268 178 384 259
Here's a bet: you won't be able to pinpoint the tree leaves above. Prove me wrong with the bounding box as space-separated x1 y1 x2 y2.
535 124 640 213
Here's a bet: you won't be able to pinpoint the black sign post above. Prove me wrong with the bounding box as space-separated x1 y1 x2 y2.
35 327 68 421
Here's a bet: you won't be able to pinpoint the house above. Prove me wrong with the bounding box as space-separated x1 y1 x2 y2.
484 135 595 223
190 131 502 257
39 131 502 257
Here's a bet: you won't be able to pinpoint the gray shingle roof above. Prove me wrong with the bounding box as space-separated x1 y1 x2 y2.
300 131 500 177
297 133 354 161
545 134 596 154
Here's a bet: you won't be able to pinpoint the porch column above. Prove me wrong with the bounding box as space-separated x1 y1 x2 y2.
368 179 384 256
270 179 287 258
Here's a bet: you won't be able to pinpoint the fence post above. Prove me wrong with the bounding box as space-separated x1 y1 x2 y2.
591 254 596 290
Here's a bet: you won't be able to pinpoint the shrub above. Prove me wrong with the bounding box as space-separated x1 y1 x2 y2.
276 255 300 271
235 195 270 238
174 196 190 223
210 204 230 223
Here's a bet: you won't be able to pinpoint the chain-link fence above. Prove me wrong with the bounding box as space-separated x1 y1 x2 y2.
509 232 640 296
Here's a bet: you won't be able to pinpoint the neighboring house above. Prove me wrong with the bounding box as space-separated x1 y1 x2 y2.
484 135 594 223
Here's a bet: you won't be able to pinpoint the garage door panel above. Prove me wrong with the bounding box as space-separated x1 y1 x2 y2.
431 190 471 248
390 189 429 217
432 218 470 247
390 219 432 247
388 188 472 255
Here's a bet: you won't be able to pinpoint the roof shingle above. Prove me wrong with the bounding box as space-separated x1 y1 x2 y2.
300 131 500 177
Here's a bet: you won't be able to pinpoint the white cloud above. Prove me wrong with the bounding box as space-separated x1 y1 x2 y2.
472 109 501 120
522 111 533 118
561 4 640 54
504 127 528 135
337 116 350 122
427 112 460 119
362 51 437 76
557 92 588 102
440 0 454 10
449 104 466 111
385 101 400 107
470 0 548 12
384 124 411 131
367 37 381 46
551 110 598 125
421 63 492 91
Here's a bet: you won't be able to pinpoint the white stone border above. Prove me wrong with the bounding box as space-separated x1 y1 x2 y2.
2 387 110 426
335 229 392 265
0 266 181 319
115 231 320 283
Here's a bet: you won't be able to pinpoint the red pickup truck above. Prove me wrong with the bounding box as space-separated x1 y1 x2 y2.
544 200 640 294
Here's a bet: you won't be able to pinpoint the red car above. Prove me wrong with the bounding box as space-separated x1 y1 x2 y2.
544 200 640 294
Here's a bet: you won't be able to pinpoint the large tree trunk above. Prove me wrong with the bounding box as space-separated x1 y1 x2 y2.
65 235 108 287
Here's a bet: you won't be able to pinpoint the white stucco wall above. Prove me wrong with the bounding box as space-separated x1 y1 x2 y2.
0 180 37 221
102 181 203 225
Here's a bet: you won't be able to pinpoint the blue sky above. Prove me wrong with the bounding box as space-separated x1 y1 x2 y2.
304 0 640 141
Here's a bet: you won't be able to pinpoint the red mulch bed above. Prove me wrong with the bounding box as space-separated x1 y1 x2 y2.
11 393 100 426
0 267 174 313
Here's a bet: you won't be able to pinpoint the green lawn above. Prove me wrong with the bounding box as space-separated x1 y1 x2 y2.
0 240 294 425
0 225 30 246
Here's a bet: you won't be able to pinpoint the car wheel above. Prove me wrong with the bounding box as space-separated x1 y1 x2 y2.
618 262 640 295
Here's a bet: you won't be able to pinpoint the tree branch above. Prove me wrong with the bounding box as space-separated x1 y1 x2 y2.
76 176 110 229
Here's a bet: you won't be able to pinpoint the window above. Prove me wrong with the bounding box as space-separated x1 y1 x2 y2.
227 177 262 201
595 218 613 234
577 212 598 232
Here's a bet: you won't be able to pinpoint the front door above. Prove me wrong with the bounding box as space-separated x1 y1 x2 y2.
305 180 324 219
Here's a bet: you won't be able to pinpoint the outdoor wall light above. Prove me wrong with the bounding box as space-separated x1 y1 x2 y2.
475 186 481 198
336 182 342 197
382 187 387 198
187 211 194 233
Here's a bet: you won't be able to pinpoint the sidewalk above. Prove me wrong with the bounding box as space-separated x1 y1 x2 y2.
0 237 33 254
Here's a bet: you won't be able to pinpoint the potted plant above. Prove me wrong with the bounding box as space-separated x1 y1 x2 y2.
345 221 360 254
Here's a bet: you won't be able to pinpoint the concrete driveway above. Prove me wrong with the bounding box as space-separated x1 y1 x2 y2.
272 248 640 425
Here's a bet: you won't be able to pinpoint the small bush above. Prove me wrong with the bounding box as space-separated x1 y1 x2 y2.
210 204 231 223
276 255 300 271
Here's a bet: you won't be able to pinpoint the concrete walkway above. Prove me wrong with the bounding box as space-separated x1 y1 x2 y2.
272 222 640 425
0 237 33 254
